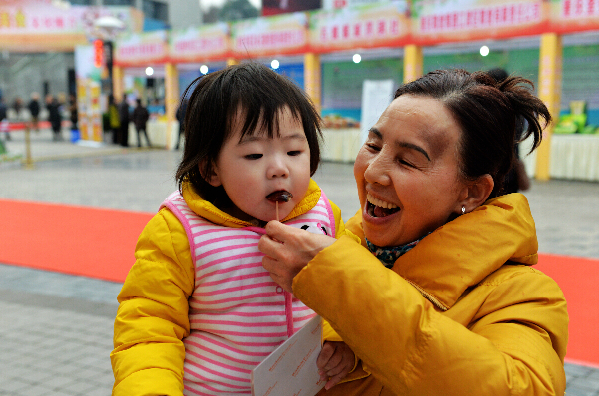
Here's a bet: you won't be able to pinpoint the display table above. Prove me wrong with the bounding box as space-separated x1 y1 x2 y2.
549 134 599 181
127 119 180 149
321 128 363 164
322 128 599 182
521 134 599 182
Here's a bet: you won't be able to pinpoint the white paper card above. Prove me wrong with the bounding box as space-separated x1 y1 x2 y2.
251 315 326 396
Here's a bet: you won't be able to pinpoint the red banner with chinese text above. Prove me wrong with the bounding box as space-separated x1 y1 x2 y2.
114 30 169 68
411 0 549 46
169 23 231 63
549 0 599 33
0 0 141 52
308 3 411 53
231 12 308 58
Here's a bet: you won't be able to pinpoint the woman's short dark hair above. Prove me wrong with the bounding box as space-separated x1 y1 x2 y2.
394 69 551 197
175 62 322 203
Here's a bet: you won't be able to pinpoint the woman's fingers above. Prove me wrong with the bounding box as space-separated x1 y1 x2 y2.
259 225 297 293
263 220 285 238
262 220 294 248
259 220 336 292
261 255 293 293
257 230 283 261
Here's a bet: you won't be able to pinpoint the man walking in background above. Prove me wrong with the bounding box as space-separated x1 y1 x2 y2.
132 98 151 148
28 93 41 132
118 94 130 147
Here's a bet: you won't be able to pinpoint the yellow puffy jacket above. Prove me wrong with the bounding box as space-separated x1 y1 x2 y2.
111 179 347 395
294 193 569 396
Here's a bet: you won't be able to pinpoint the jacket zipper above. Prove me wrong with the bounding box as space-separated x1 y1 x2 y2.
404 279 449 311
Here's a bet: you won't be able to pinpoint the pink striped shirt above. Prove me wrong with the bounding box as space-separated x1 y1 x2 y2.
161 191 336 395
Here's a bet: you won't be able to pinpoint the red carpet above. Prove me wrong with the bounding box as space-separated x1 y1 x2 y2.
535 253 599 368
0 199 152 283
0 198 597 367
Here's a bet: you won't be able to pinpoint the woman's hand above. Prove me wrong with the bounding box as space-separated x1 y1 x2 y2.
317 341 356 390
258 220 336 293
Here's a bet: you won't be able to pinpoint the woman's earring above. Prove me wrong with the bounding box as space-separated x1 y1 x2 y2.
461 206 466 215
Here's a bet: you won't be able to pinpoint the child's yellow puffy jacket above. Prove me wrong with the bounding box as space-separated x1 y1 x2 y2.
111 179 348 395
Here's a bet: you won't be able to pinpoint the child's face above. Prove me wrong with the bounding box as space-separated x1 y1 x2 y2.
208 106 311 223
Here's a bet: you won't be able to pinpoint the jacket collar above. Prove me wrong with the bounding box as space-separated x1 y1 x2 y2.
180 179 322 228
349 194 538 310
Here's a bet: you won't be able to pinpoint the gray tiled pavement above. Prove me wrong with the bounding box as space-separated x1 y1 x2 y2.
1 128 598 395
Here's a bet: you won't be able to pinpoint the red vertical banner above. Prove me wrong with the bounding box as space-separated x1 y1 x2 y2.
93 39 104 68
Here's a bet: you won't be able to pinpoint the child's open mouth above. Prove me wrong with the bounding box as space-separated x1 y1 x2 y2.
266 190 293 202
367 194 400 218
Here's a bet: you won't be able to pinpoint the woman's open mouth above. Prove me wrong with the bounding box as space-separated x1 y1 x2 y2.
367 194 400 218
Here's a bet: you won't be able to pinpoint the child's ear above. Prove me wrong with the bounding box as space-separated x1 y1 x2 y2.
199 161 221 187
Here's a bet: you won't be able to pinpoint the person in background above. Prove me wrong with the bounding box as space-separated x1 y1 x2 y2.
69 94 78 134
28 93 41 132
46 94 63 141
487 67 531 193
175 98 187 150
259 69 568 396
108 94 120 144
118 94 130 147
12 97 23 121
0 97 9 141
132 98 151 148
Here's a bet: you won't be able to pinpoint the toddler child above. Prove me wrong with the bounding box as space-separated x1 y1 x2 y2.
111 63 357 395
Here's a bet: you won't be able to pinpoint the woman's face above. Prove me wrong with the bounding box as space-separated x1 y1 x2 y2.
354 94 469 247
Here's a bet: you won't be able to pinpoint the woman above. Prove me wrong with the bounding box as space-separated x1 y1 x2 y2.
107 94 120 144
258 69 568 395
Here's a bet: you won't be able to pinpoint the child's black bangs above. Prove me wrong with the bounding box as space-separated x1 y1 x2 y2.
233 93 303 142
